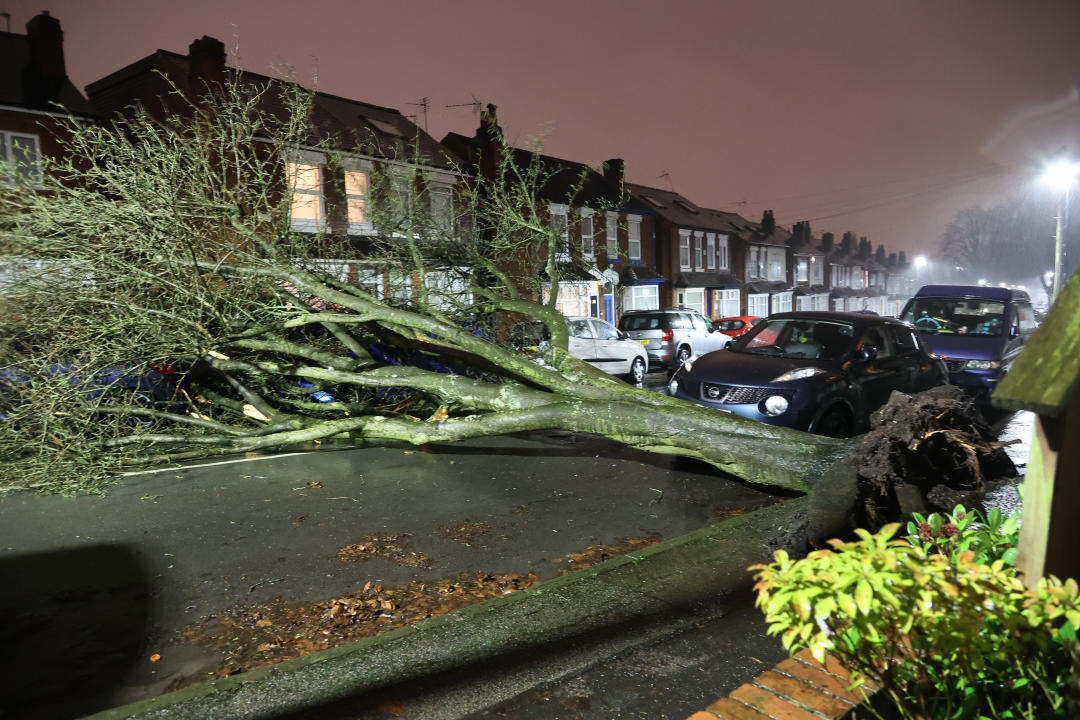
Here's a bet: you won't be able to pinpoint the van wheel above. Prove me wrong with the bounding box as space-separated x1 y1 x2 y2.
676 347 691 364
814 407 852 438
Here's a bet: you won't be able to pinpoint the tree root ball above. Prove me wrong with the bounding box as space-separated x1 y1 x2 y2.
847 385 1019 529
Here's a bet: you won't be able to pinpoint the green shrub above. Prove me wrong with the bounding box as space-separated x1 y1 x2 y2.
750 506 1080 719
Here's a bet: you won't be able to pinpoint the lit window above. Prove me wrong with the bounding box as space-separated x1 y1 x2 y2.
627 215 642 260
345 169 368 227
796 258 809 282
286 159 324 230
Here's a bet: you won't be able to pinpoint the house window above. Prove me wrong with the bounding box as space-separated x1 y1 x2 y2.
429 184 453 234
767 248 785 281
796 258 809 282
605 211 619 260
747 246 766 279
706 234 716 270
545 281 592 317
678 287 706 315
627 215 642 261
345 168 369 231
0 131 42 186
424 269 472 311
286 157 324 231
716 234 729 269
623 284 659 311
747 293 769 317
579 209 594 259
771 291 793 314
679 230 691 270
717 288 740 317
549 204 570 258
693 232 705 269
810 256 824 285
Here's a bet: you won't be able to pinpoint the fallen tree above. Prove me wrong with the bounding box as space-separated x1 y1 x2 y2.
0 76 850 495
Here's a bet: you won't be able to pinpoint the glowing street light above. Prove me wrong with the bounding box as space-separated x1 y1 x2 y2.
1042 157 1078 305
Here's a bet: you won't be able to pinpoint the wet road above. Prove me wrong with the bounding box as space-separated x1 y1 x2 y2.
0 429 779 719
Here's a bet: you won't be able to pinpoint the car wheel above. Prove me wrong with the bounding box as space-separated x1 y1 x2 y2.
676 346 691 364
627 357 646 384
814 407 852 438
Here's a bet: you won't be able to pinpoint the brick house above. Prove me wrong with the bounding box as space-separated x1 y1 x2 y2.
742 210 795 317
443 109 656 323
0 11 97 186
83 35 468 307
623 183 753 319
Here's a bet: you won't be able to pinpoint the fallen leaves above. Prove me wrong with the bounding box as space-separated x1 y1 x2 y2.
442 518 493 546
184 570 539 681
337 532 433 569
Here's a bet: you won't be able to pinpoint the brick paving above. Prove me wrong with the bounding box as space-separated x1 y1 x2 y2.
684 648 876 720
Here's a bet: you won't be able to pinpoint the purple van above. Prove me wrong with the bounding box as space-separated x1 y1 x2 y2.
900 285 1038 403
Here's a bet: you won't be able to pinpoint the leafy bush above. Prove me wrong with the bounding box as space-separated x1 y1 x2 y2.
750 506 1080 719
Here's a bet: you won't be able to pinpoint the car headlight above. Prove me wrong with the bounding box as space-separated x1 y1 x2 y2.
761 394 790 416
682 356 698 374
770 367 826 383
964 359 1001 370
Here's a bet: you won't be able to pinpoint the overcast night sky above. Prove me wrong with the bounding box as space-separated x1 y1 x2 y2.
5 0 1080 257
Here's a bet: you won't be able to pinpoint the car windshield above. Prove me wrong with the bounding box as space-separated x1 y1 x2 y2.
902 298 1006 337
736 318 855 360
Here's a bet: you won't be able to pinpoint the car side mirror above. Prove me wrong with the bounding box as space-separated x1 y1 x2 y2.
618 330 629 340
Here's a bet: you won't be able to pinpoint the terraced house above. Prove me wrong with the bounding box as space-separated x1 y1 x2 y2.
83 34 468 307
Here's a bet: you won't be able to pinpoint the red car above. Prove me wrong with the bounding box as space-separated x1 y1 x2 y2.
712 316 763 339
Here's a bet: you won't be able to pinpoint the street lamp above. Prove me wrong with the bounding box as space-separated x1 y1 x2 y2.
1042 158 1078 305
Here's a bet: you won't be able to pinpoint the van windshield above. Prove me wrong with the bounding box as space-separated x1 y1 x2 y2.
902 298 1005 337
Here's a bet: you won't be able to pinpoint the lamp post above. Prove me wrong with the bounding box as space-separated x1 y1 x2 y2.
1042 159 1078 306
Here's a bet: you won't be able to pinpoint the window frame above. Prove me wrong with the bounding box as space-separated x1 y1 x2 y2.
627 215 642 261
286 150 327 232
605 211 619 261
679 229 691 270
0 131 43 187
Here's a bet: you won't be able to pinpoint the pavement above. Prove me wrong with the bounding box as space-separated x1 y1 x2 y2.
1 427 854 720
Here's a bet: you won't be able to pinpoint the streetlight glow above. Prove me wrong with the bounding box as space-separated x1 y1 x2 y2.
1041 156 1077 306
1043 160 1080 190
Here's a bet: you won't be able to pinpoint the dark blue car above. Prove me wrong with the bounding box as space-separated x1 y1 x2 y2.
667 312 947 436
899 285 1038 404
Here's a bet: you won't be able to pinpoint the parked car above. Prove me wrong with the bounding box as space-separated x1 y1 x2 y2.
899 285 1037 404
667 311 947 437
712 316 763 339
0 363 175 427
618 308 731 369
567 317 649 383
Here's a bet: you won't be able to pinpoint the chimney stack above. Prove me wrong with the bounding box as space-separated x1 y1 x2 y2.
188 36 226 89
24 11 65 107
472 103 505 180
603 158 625 186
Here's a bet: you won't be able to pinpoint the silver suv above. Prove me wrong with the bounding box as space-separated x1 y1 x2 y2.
618 308 731 369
